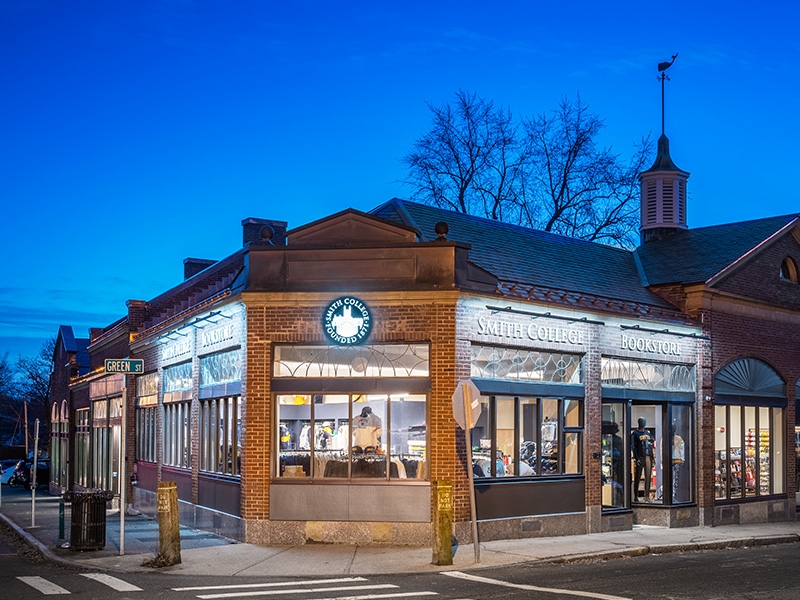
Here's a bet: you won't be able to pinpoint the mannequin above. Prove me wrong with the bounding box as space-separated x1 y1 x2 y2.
353 406 382 450
631 417 655 501
672 432 685 502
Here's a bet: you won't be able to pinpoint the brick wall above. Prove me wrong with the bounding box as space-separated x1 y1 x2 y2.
240 293 460 522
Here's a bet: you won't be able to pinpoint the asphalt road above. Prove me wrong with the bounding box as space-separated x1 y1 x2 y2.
1 519 799 600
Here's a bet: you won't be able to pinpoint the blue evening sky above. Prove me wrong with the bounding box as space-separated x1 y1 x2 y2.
1 1 798 359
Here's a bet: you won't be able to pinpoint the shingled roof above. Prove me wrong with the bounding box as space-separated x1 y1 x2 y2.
371 198 677 311
635 214 799 285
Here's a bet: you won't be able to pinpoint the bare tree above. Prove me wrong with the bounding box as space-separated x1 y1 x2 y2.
403 92 652 247
0 352 18 444
519 96 652 246
402 90 523 221
14 338 55 446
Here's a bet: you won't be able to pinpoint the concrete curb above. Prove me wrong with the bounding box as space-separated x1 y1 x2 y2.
0 511 101 571
3 507 799 577
544 534 800 565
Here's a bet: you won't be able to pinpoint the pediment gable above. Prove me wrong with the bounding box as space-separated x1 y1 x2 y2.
287 209 418 246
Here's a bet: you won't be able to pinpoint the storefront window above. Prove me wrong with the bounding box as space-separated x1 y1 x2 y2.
135 372 158 463
163 401 191 469
602 404 626 509
163 362 193 469
276 392 427 480
713 358 786 501
74 408 89 488
199 396 241 476
671 404 691 503
471 396 582 478
714 403 785 499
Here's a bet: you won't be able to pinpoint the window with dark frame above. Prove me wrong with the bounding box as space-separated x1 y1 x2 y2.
470 395 583 478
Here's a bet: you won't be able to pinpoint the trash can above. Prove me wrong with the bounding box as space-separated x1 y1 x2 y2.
65 490 115 551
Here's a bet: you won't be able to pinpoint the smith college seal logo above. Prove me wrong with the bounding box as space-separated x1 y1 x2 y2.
323 297 372 345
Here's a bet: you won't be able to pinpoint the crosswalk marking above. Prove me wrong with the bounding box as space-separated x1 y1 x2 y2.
80 573 143 591
442 571 632 600
173 577 368 591
197 583 399 599
16 576 71 595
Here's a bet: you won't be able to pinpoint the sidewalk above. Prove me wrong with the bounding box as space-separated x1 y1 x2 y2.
1 485 798 576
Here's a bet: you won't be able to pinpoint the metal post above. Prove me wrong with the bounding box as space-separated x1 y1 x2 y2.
462 384 480 563
59 494 65 541
120 377 127 556
31 419 39 528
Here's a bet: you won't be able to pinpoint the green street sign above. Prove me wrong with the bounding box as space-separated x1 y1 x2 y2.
105 359 144 374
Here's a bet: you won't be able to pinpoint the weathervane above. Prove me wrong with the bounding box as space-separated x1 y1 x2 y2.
658 53 678 136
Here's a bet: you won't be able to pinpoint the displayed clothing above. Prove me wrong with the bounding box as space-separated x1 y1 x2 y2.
353 407 382 449
632 425 655 499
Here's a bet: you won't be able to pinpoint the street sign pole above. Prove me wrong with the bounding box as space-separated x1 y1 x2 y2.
120 375 126 556
462 383 480 563
31 418 40 528
105 358 143 556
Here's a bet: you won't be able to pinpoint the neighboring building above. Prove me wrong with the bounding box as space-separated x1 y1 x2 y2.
47 141 798 545
48 325 89 494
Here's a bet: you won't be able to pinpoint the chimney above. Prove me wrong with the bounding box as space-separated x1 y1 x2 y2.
183 257 217 280
242 217 288 247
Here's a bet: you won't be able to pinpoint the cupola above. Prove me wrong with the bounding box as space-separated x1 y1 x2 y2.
639 54 690 243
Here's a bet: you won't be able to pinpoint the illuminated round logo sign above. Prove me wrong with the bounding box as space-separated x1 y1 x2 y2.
323 297 372 345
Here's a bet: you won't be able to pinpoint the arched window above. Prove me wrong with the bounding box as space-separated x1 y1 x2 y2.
779 257 798 283
713 358 786 501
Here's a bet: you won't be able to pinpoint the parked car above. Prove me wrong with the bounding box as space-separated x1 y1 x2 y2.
1 459 22 485
8 459 49 489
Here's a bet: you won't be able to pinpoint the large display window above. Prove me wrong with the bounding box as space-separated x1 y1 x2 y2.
601 356 696 508
276 392 427 480
629 403 693 505
470 395 583 478
713 358 786 501
714 404 785 499
273 343 430 482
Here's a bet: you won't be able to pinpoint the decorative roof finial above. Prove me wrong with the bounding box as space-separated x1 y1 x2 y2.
658 53 678 136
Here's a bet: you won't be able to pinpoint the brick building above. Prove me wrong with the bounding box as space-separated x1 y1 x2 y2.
48 138 798 544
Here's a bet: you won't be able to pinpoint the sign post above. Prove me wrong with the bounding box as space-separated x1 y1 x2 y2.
31 418 40 528
451 379 482 563
105 358 144 555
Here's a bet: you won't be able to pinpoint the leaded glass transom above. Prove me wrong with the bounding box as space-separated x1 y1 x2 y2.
200 349 242 386
602 357 695 392
274 344 429 378
137 372 159 406
163 361 193 392
471 345 582 384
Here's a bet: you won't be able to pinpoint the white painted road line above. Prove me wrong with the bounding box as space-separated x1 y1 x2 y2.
310 594 437 600
442 571 632 600
173 577 368 591
197 583 399 599
80 573 143 592
16 576 71 595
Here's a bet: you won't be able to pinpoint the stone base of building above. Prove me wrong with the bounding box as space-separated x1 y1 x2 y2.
601 511 634 532
134 488 245 542
713 497 797 526
633 504 700 527
455 512 588 543
244 520 432 546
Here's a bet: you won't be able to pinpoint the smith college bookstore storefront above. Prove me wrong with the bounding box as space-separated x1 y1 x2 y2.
119 207 711 545
55 201 799 546
460 299 703 539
